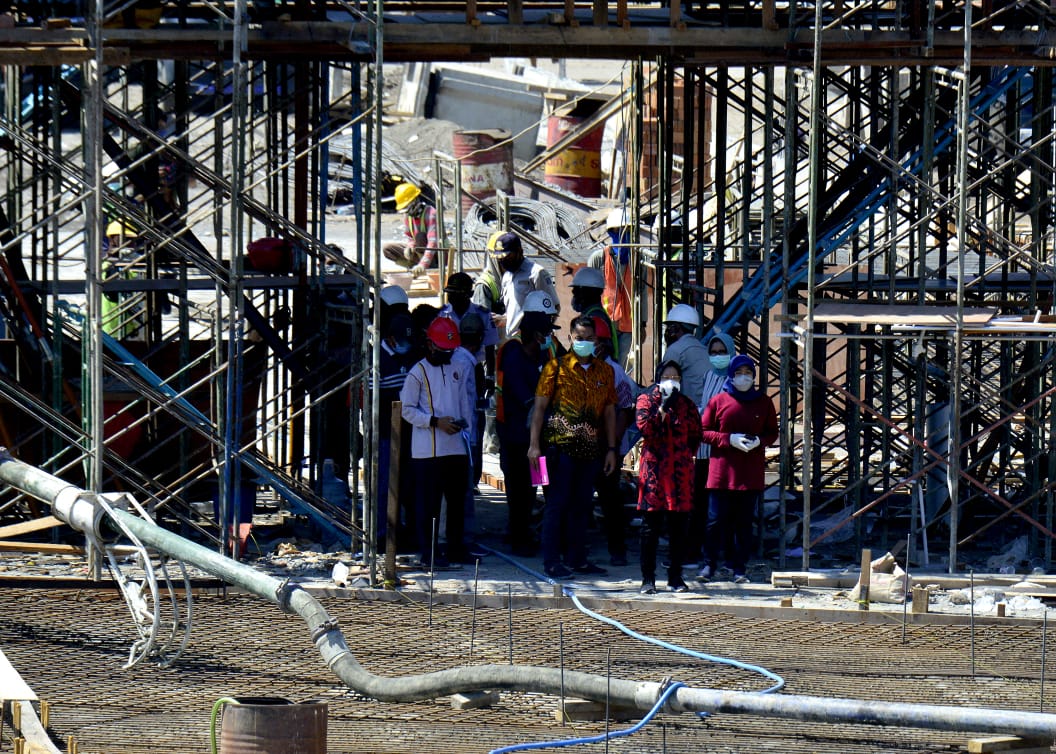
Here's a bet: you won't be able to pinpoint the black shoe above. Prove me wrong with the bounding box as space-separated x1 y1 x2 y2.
570 562 608 575
609 554 628 567
669 579 689 593
640 581 656 595
545 563 574 580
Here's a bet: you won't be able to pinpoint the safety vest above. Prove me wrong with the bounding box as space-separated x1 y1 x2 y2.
602 247 633 334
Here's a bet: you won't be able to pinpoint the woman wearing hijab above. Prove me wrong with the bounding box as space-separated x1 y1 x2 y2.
692 330 737 581
699 354 778 583
634 360 702 594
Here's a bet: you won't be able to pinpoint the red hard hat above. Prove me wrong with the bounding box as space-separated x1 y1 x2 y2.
425 317 461 350
592 315 612 340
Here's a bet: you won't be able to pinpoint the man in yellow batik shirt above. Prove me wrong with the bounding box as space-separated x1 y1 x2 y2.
528 315 618 580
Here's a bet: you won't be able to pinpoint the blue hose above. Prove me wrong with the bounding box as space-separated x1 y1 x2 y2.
487 682 686 754
480 545 784 693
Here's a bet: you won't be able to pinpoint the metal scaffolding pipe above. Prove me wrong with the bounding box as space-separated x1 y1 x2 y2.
4 448 1056 738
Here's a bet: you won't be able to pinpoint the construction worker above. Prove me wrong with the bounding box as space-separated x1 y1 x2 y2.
400 317 475 567
491 231 559 336
377 314 418 549
494 310 555 556
588 208 635 369
378 284 409 334
438 271 498 378
569 266 618 362
472 231 507 320
522 289 564 360
383 182 439 278
101 220 146 339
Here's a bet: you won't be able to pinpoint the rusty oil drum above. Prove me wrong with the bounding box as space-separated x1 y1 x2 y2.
544 114 603 198
453 128 514 212
219 697 327 754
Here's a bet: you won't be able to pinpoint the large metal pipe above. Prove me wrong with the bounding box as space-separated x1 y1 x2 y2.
4 449 1056 738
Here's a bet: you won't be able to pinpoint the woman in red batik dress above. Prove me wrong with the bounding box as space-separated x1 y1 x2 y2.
635 359 702 594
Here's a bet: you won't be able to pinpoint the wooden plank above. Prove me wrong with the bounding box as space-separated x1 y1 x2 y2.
0 542 137 556
0 516 62 540
968 735 1052 753
812 301 998 326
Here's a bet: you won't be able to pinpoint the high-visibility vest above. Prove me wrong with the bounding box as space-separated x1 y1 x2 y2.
494 337 522 424
602 247 633 334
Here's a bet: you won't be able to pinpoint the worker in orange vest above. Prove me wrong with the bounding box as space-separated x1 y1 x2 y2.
588 208 635 369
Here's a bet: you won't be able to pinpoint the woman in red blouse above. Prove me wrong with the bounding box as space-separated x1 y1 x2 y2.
699 354 779 583
635 360 702 594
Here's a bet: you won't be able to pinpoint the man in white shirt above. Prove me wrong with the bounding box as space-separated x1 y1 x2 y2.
490 232 559 336
400 317 475 567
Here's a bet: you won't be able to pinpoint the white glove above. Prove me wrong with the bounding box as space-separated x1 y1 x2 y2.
730 433 760 452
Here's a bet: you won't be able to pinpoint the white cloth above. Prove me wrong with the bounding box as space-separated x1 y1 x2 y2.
501 259 558 335
400 357 475 459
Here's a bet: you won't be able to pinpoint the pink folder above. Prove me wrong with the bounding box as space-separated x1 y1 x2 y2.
530 456 549 486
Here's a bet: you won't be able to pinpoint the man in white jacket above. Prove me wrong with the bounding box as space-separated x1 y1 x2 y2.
400 316 475 567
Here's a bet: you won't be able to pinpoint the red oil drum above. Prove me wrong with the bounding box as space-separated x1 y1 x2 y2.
453 129 514 212
219 697 327 754
544 115 603 197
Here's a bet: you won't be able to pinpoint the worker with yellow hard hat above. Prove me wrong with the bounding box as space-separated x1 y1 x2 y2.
383 182 439 278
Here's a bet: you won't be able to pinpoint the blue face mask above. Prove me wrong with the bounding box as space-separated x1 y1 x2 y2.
571 340 595 358
540 335 552 350
709 354 730 371
393 341 412 355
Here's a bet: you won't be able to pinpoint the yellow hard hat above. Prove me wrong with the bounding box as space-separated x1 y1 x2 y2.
106 220 137 238
394 183 421 211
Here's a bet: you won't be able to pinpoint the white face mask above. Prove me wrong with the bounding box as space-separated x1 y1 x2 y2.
659 379 680 397
732 374 754 392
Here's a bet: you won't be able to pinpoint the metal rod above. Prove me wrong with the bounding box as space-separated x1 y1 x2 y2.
970 570 976 678
902 568 908 645
1043 611 1048 713
605 644 612 752
470 558 479 659
428 517 437 627
508 583 513 665
559 621 566 726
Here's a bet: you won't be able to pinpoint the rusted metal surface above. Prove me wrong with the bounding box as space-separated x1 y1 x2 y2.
0 588 1052 753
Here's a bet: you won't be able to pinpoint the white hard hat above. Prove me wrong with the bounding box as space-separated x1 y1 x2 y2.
379 284 408 307
606 207 631 230
523 290 558 315
571 266 605 289
664 303 700 329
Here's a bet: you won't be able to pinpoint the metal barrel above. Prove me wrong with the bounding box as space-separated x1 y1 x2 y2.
544 114 603 197
453 129 513 212
219 697 327 754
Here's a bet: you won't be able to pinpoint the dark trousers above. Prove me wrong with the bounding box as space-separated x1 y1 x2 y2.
499 439 535 553
640 510 690 584
688 458 709 563
412 454 469 558
594 466 626 559
705 489 758 575
541 450 600 570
